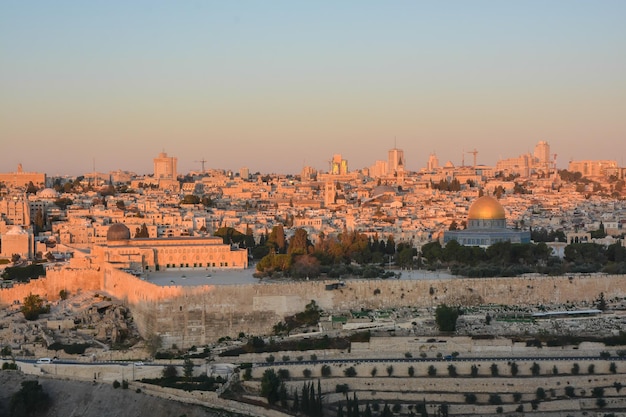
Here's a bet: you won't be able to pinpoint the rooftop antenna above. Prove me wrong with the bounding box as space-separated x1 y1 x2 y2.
194 158 207 172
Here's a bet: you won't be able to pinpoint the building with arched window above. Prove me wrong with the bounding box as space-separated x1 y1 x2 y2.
92 223 248 272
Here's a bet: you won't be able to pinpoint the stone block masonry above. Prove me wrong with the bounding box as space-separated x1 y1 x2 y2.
2 258 625 349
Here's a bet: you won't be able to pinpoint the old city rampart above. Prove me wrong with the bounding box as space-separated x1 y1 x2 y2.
2 259 625 348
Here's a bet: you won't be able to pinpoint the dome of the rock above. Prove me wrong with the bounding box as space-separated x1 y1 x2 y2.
467 196 506 220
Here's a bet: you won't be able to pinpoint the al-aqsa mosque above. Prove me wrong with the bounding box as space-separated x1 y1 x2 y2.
92 223 248 272
444 195 530 247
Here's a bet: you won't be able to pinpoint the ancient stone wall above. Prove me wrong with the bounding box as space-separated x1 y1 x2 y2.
3 259 626 349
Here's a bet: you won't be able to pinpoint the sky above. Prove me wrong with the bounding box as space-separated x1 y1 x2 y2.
1 1 625 176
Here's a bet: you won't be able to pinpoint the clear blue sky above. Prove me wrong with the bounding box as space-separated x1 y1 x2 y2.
1 1 625 176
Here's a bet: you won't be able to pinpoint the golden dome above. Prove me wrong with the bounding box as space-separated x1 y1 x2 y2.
467 196 506 220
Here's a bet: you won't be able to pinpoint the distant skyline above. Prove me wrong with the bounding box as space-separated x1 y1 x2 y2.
2 1 625 176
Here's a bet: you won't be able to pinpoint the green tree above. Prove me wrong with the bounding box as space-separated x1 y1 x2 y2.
135 223 149 238
509 362 519 376
490 363 499 376
427 365 437 376
267 225 287 254
21 293 48 321
9 380 51 417
288 228 312 255
435 304 460 332
260 369 282 405
162 365 178 379
531 362 541 376
183 358 194 379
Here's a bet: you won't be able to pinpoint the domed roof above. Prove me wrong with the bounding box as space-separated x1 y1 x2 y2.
6 225 27 235
467 196 506 220
107 223 131 241
38 188 59 199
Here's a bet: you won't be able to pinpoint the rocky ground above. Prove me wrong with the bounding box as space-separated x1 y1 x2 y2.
0 370 244 417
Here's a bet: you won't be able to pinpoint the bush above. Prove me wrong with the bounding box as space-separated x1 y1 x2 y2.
488 394 502 405
408 366 415 377
122 380 129 389
565 386 576 397
113 380 121 389
490 363 499 376
336 384 349 393
321 365 331 377
343 367 357 377
464 393 477 404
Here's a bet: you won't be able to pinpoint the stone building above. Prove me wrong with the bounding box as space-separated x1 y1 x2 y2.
443 195 530 247
91 223 248 272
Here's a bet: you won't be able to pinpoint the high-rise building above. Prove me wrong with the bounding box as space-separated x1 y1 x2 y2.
388 148 405 175
330 154 348 175
153 152 177 180
534 141 551 172
427 153 439 171
239 167 250 180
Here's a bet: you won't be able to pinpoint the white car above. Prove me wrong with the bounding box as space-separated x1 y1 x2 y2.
133 361 144 367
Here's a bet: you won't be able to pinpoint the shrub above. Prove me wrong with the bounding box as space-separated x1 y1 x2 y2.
370 367 377 377
277 368 290 380
344 367 357 377
587 364 595 374
386 365 394 376
266 355 275 363
530 362 541 376
321 365 331 377
470 364 479 377
509 362 518 376
464 393 477 404
113 380 121 389
336 384 349 393
610 362 617 374
408 366 415 377
571 363 580 375
488 394 502 405
565 386 576 397
536 387 546 400
427 365 437 376
490 363 499 376
122 380 129 389
303 369 312 378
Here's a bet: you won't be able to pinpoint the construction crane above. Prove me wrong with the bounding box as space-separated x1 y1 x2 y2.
467 148 478 167
194 158 207 172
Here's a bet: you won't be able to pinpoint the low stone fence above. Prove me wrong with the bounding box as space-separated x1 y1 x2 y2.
127 380 291 417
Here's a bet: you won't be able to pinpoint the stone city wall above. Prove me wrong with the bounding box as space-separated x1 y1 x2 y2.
3 260 626 348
